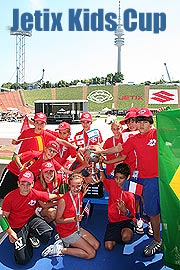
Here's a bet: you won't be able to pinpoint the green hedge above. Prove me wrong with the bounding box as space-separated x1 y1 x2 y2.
23 85 178 112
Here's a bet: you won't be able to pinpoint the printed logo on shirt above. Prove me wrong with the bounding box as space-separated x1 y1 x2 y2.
15 237 25 250
68 137 75 143
28 200 37 206
74 134 84 146
75 134 83 140
44 162 54 168
76 140 84 146
147 139 156 146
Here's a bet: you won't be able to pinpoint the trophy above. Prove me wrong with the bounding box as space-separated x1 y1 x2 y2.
85 149 100 184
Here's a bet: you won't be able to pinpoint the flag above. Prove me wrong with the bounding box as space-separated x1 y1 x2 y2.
125 180 143 196
157 108 180 270
83 201 91 216
20 157 38 171
87 129 99 139
12 116 30 158
20 116 30 133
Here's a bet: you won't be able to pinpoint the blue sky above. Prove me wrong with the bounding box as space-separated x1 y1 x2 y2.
0 0 180 86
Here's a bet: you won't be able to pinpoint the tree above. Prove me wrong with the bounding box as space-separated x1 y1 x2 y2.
112 72 124 83
106 72 124 84
106 73 114 84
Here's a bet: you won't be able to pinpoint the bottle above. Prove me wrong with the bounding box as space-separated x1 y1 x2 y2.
0 216 9 232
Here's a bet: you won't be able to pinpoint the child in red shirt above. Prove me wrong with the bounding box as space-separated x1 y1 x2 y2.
2 170 58 265
99 163 136 250
41 173 100 258
34 161 65 223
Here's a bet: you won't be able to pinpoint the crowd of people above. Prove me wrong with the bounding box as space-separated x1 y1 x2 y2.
0 108 163 265
0 111 24 122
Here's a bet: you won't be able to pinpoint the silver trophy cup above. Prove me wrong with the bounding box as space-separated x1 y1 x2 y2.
85 150 100 183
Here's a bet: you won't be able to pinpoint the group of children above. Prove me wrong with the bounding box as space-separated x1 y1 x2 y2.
0 108 162 265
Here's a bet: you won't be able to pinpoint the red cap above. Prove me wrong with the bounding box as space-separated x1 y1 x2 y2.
34 112 47 123
19 170 34 184
136 108 153 117
55 122 70 131
41 161 55 172
120 111 137 125
80 112 92 122
126 107 138 113
46 140 59 152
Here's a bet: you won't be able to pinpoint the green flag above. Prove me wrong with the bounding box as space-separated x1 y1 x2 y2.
157 108 180 270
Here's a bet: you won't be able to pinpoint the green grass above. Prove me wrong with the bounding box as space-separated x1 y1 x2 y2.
23 85 179 112
0 156 11 160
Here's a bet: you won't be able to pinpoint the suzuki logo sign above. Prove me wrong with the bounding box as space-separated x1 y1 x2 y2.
149 89 178 104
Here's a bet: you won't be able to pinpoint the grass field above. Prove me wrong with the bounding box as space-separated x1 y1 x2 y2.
23 84 178 112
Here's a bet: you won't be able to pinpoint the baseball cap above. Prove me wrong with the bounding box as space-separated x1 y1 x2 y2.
120 111 137 125
19 170 34 184
41 161 55 172
136 108 153 117
80 112 92 122
46 140 59 152
126 107 138 113
55 122 70 131
34 112 47 123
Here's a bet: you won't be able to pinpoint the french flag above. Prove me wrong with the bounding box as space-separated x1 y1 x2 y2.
125 181 143 196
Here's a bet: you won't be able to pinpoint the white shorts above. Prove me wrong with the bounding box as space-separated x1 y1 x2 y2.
61 230 82 247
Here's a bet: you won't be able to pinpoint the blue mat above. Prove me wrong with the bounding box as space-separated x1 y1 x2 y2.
0 204 172 270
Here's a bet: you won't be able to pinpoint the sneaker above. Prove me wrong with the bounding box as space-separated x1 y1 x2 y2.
144 239 162 256
136 218 144 234
41 239 64 257
147 222 153 236
29 236 40 248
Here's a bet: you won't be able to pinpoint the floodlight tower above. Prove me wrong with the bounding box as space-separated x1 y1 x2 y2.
10 29 32 86
114 1 124 73
164 63 171 82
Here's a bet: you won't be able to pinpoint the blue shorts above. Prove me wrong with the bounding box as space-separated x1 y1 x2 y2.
138 177 160 216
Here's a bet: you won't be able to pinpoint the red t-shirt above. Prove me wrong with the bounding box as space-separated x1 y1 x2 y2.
103 136 123 174
56 191 83 238
17 128 56 153
103 135 136 176
2 188 49 228
103 178 135 223
54 145 76 166
122 129 158 178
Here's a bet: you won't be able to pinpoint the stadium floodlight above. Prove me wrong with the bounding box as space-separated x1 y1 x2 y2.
9 28 32 86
